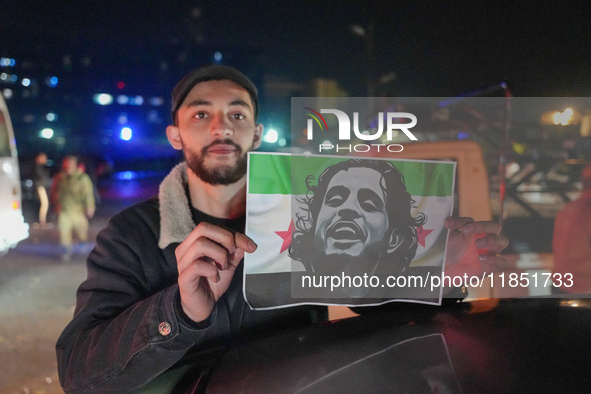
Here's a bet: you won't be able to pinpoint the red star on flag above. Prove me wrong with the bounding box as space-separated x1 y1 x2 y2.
275 219 295 254
416 225 434 248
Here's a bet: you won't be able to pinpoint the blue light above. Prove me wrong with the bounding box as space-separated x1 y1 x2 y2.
457 132 470 140
49 76 58 87
117 95 129 105
149 97 164 106
114 171 137 180
120 127 132 141
214 52 222 63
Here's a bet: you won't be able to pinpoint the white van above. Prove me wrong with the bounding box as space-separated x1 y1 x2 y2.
0 94 29 256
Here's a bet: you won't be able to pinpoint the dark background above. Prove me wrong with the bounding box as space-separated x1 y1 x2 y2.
2 0 591 168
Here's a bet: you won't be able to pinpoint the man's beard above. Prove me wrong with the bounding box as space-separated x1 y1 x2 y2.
184 138 249 185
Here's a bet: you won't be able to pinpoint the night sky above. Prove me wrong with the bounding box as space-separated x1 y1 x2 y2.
2 0 591 97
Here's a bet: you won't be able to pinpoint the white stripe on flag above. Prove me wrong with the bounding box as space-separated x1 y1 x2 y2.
245 194 306 274
245 194 453 274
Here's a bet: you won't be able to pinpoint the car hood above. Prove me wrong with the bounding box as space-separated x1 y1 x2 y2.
200 298 591 393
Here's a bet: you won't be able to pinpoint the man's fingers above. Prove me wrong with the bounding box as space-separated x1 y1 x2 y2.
462 220 502 236
228 248 246 269
478 254 509 271
444 217 474 230
445 217 503 236
178 259 221 286
177 237 229 273
474 234 510 253
233 232 257 254
176 222 238 259
176 223 257 260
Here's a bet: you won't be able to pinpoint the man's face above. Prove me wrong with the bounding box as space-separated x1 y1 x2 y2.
314 167 389 257
62 158 77 175
169 79 262 185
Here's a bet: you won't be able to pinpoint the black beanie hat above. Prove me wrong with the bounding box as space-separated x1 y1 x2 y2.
171 65 258 125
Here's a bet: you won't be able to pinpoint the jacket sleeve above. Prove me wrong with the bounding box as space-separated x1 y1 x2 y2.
81 174 96 211
50 173 61 209
55 208 222 393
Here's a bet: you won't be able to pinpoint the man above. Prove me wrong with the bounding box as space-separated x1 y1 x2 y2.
51 155 95 261
56 65 508 392
33 152 50 227
552 164 591 294
291 159 426 279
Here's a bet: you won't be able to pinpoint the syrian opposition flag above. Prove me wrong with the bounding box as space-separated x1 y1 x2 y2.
244 152 456 309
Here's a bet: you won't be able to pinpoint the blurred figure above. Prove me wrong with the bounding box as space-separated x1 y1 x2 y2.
561 138 577 160
33 152 51 227
552 164 591 294
51 155 95 261
78 156 102 206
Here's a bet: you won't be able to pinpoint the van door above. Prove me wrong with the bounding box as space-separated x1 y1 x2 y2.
0 95 29 256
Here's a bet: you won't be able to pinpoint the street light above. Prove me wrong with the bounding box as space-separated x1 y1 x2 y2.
40 128 54 139
553 108 573 125
264 129 279 144
120 127 132 141
541 108 581 126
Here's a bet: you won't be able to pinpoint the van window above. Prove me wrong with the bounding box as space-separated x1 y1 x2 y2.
0 110 11 157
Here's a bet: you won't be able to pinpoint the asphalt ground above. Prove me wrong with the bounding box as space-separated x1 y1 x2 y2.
0 220 105 393
0 175 161 393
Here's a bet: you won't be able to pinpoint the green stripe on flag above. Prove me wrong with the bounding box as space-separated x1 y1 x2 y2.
248 153 454 197
248 154 292 194
390 160 455 197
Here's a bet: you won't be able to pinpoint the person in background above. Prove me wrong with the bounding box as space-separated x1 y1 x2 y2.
552 164 591 294
78 156 102 206
33 152 51 227
51 155 95 261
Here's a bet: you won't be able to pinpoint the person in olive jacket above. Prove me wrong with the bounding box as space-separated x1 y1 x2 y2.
51 155 95 261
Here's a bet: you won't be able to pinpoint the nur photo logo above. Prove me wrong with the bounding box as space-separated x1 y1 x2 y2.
303 107 418 153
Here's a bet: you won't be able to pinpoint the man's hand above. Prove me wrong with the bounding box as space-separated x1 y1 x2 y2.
444 217 509 273
175 222 257 323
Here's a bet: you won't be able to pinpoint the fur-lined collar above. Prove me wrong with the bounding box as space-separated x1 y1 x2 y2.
158 162 194 249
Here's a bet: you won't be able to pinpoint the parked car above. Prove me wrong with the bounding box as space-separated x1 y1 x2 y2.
194 297 591 393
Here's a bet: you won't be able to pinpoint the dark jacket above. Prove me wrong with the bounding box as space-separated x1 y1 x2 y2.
33 162 50 190
56 163 323 393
